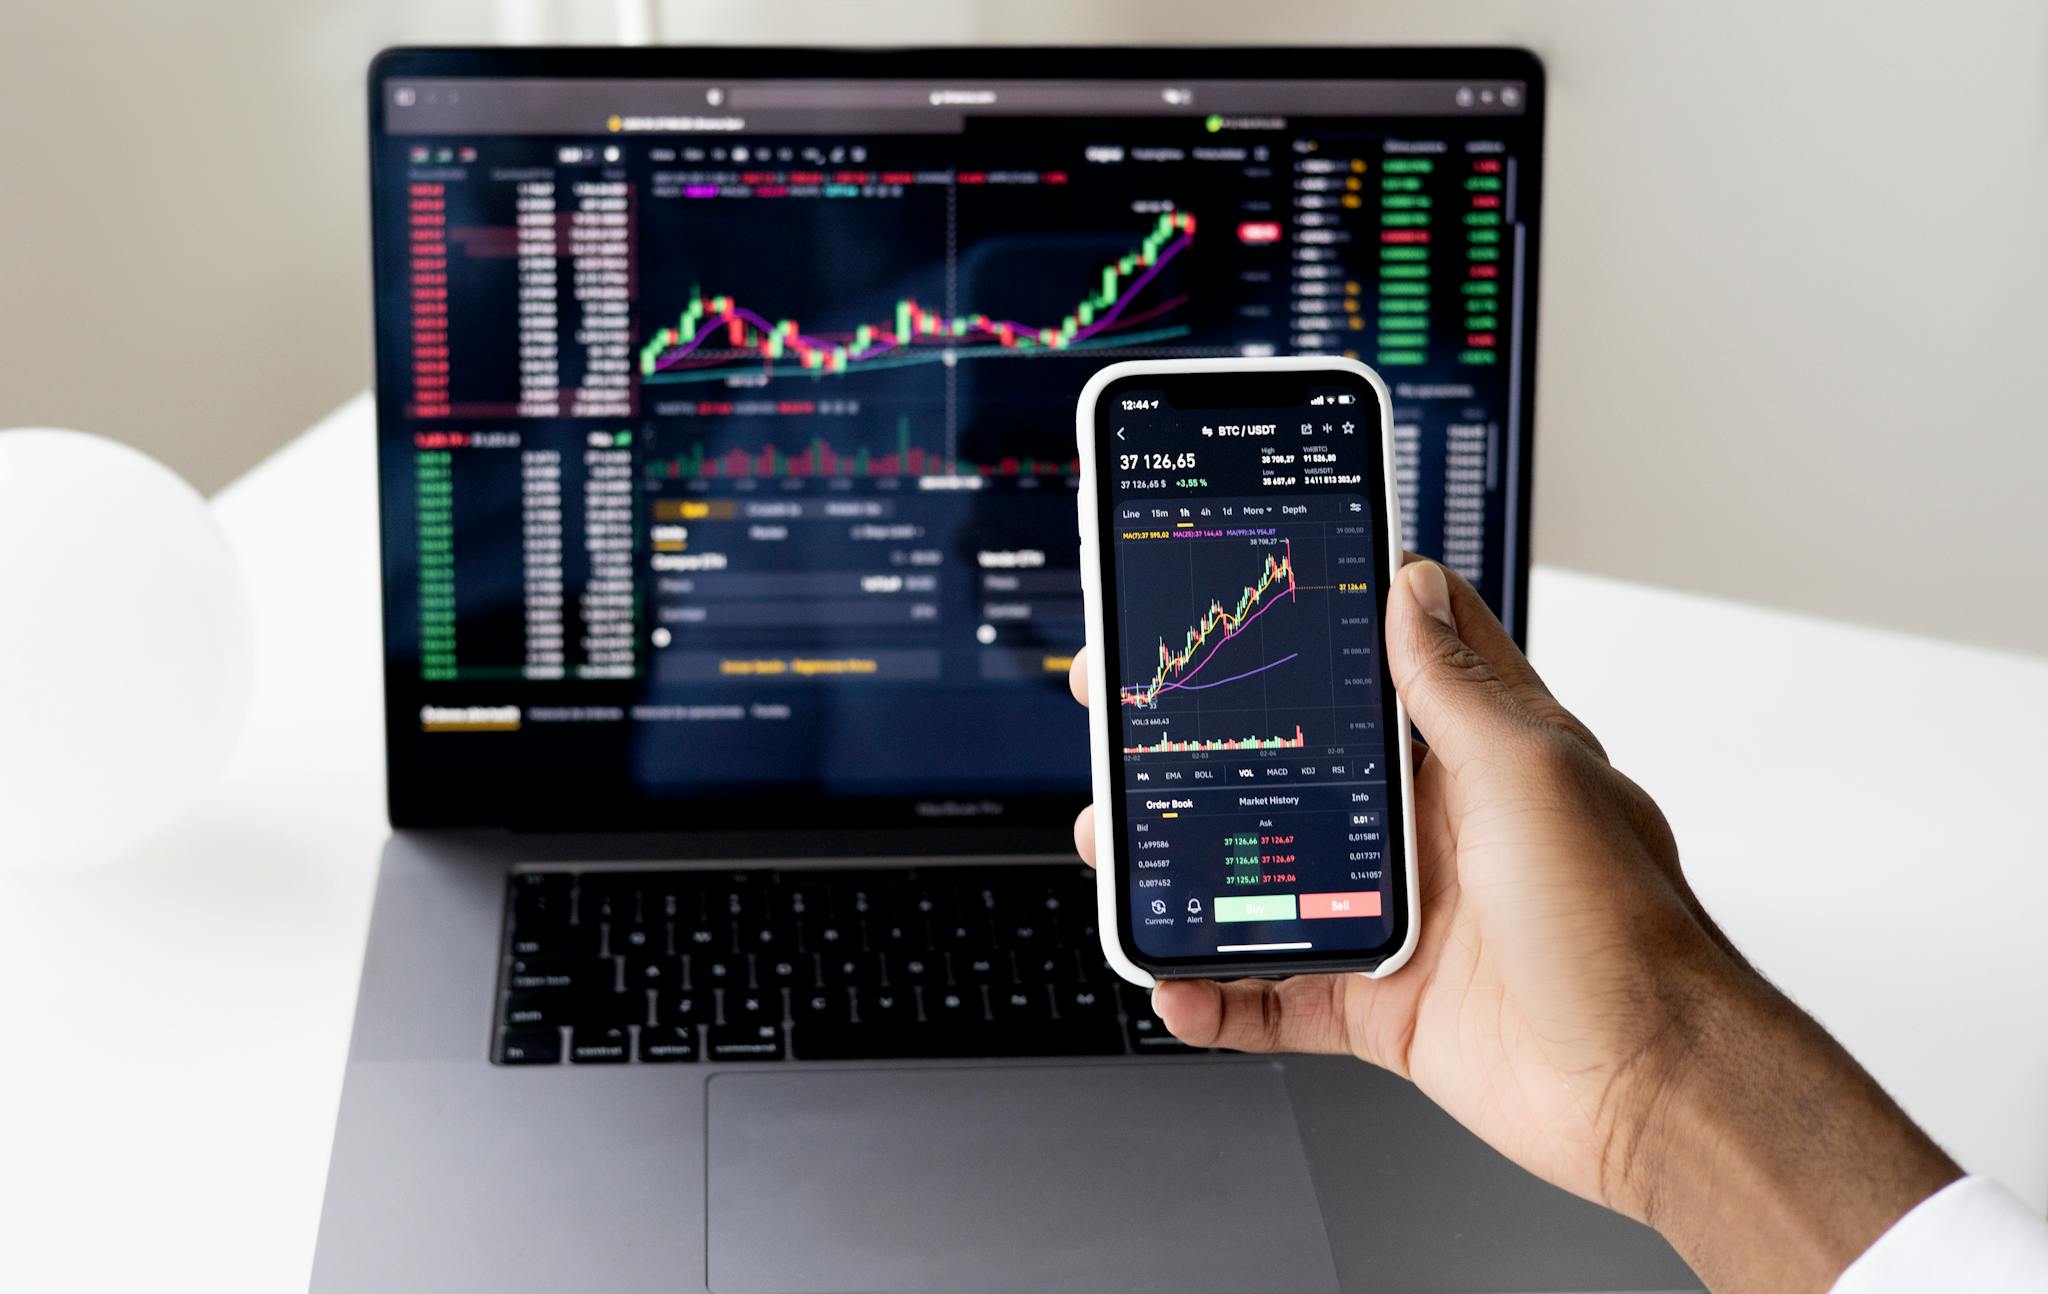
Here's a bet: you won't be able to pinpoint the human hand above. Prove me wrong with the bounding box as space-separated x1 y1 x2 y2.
1071 558 1957 1293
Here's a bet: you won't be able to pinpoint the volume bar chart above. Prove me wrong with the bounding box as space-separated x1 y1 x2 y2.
1123 725 1307 755
648 419 1078 481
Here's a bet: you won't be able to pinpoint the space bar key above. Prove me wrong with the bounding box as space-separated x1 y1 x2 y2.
790 1022 1119 1060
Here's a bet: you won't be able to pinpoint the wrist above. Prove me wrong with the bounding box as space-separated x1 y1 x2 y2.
1611 960 1959 1293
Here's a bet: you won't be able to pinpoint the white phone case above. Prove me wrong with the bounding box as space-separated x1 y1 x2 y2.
1075 357 1420 988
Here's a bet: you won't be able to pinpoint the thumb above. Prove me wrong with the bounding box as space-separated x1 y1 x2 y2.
1386 560 1530 775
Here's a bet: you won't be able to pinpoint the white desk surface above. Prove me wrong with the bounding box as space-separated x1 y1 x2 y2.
4 393 2045 1291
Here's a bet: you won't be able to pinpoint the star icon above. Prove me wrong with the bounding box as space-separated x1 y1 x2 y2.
1341 421 1356 433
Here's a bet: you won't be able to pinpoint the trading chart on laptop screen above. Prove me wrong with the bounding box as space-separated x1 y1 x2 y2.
370 65 1541 819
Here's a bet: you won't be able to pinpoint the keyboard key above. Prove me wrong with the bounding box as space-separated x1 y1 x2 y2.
935 918 991 949
497 1028 561 1064
990 983 1049 1024
817 952 882 987
892 954 941 985
1059 985 1113 1020
782 883 823 919
569 1025 631 1063
507 957 612 994
511 874 572 928
870 919 928 954
708 1023 785 1062
502 991 566 1028
655 993 703 1026
695 957 742 989
760 956 805 987
653 886 701 924
788 1018 967 1061
510 923 600 958
956 953 1002 983
677 923 730 955
1017 953 1069 985
725 991 781 1025
1126 1013 1199 1054
799 917 851 951
579 878 636 925
638 1025 699 1063
717 886 754 920
855 987 912 1025
925 986 983 1025
788 1022 869 1060
623 954 681 991
587 990 649 1026
794 987 850 1026
791 1016 1122 1061
610 925 664 958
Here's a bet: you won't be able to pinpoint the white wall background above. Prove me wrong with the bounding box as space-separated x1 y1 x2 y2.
3 0 2045 653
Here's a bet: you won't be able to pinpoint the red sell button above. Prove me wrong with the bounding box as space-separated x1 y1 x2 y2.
1299 891 1382 919
1237 220 1282 244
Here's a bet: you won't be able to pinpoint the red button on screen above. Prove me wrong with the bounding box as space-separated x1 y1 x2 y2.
1237 220 1282 244
1299 891 1382 919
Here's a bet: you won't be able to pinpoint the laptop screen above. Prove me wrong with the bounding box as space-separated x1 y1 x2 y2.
368 48 1543 831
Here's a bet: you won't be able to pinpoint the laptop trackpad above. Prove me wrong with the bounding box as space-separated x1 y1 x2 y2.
706 1062 1337 1293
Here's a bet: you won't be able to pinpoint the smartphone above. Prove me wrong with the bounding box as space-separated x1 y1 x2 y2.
1076 357 1419 985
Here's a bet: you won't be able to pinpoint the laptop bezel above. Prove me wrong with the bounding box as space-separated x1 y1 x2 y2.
365 45 1544 842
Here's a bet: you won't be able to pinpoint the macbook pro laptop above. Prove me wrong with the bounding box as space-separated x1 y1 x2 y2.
315 45 1698 1292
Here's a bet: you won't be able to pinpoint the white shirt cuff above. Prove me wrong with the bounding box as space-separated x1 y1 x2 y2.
1831 1176 2048 1294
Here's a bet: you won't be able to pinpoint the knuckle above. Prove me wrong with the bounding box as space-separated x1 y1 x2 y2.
1613 772 1680 855
1219 983 1290 1053
1503 722 1607 804
1429 636 1500 687
1254 984 1287 1050
1505 715 1579 771
1527 698 1609 761
1529 715 1593 767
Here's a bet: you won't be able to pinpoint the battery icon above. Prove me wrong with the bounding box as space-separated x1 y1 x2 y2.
1337 394 1356 404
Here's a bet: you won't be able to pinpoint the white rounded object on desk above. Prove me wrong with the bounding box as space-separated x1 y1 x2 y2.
0 429 253 873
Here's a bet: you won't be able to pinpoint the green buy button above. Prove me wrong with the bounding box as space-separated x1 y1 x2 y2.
1215 894 1298 923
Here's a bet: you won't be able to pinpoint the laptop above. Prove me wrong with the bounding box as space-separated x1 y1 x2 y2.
315 46 1697 1292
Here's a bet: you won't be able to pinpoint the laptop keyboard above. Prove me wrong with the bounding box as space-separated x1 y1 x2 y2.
493 865 1198 1064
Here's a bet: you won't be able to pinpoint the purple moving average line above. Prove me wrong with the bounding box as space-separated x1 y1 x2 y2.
649 232 1193 374
1067 234 1189 343
1152 651 1299 694
652 303 861 372
1120 585 1294 704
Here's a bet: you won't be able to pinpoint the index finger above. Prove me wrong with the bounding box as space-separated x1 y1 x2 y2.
1068 646 1090 707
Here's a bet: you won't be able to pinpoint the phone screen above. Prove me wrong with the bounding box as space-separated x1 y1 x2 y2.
1091 368 1408 973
